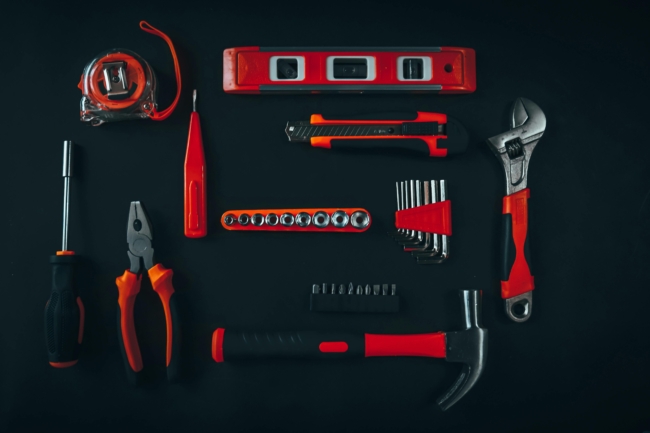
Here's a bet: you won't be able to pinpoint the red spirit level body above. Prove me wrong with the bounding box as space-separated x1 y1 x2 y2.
224 47 476 94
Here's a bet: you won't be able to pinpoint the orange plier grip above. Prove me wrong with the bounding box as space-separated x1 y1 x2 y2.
115 264 180 385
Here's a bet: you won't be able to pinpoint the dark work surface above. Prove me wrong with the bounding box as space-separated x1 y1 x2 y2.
2 1 649 432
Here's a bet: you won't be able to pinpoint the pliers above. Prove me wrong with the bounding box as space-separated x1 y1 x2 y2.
115 201 180 384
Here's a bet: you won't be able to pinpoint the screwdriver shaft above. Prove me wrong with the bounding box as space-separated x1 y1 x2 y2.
61 141 73 251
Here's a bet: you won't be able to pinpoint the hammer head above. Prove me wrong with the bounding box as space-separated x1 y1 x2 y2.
436 289 487 411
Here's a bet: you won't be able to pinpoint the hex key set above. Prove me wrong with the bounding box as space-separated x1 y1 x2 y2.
47 27 551 414
391 180 451 264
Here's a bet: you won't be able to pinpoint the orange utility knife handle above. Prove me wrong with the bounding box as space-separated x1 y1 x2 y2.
501 189 534 299
184 109 207 238
116 270 143 385
148 264 181 382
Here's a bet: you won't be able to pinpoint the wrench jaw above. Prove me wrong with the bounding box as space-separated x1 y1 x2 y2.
487 97 546 196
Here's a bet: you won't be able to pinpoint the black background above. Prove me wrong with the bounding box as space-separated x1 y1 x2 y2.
2 1 649 432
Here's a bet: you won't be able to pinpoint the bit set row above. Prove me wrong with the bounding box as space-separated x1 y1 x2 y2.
220 208 371 232
310 283 400 313
392 180 450 264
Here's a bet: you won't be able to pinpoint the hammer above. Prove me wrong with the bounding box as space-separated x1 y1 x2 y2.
212 289 487 410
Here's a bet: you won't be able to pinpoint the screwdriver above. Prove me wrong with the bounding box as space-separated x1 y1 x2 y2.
44 140 84 367
184 89 207 238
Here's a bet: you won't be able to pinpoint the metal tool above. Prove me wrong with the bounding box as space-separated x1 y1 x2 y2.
486 98 546 323
213 289 487 411
115 202 180 384
310 283 399 313
45 141 84 368
392 180 451 263
286 112 469 157
221 208 371 232
184 89 207 238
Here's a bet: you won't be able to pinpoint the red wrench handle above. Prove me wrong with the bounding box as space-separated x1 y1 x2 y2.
501 189 534 299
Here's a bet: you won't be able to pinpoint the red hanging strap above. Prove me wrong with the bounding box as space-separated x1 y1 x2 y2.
139 21 181 121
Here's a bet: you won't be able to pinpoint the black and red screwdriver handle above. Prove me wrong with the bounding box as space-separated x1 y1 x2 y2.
212 328 446 362
308 112 469 157
116 264 181 384
45 253 84 367
501 189 534 301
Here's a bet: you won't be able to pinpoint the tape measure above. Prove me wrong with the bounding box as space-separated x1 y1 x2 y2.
78 21 181 126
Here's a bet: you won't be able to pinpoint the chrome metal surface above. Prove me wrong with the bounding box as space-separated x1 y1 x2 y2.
280 213 295 226
265 213 279 226
504 291 532 323
486 98 546 195
331 211 349 228
312 211 330 228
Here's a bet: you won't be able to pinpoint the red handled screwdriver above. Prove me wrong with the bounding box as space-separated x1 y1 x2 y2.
44 141 85 367
184 89 207 237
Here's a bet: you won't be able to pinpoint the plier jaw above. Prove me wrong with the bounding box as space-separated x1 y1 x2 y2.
127 201 155 273
486 98 546 195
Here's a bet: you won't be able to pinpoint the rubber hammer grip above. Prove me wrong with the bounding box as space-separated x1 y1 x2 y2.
212 329 446 362
501 188 534 299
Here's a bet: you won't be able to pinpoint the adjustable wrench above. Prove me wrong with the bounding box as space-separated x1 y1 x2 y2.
486 98 545 323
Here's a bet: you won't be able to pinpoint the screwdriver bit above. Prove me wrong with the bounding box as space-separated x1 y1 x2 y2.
365 284 371 295
391 284 397 295
331 283 336 294
338 284 345 294
373 285 380 295
313 284 319 294
356 285 363 295
348 283 354 295
382 284 388 295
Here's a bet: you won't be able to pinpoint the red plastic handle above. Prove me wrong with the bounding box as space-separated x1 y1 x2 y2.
184 111 207 238
394 200 452 236
501 189 534 299
365 333 446 358
148 264 177 367
115 270 143 373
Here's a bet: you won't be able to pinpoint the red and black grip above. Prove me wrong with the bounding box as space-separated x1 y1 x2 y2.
45 253 84 367
212 329 446 362
316 112 468 157
500 189 534 299
115 265 181 384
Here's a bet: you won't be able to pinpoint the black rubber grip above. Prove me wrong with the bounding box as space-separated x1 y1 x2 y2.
45 254 82 365
402 122 438 135
437 116 469 155
310 294 399 313
166 292 181 382
223 331 364 361
330 138 431 155
500 214 517 281
320 112 418 121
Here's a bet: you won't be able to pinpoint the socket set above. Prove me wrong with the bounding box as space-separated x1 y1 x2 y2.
310 283 400 313
392 180 451 264
221 208 371 232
